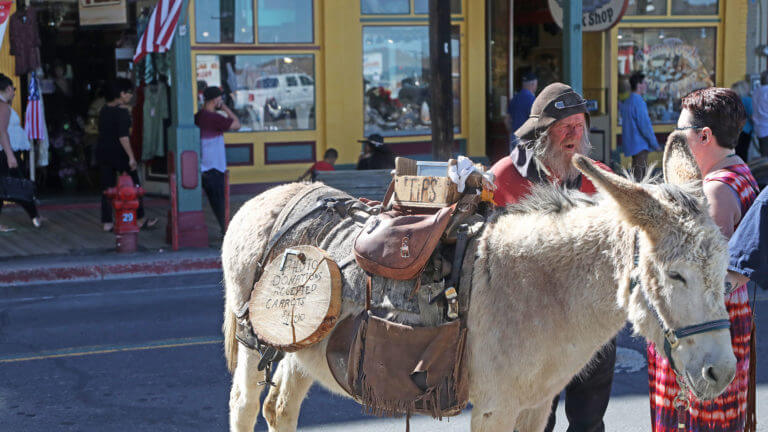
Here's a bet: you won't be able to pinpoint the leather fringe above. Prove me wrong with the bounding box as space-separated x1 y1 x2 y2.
745 321 757 432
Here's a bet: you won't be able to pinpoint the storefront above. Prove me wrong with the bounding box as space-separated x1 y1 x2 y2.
190 0 486 191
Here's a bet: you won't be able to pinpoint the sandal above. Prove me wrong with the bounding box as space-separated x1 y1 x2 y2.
0 224 15 233
140 217 159 230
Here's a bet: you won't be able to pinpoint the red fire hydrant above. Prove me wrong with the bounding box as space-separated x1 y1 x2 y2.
104 174 144 253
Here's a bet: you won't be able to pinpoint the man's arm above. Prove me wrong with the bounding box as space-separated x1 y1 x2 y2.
119 136 138 171
704 181 740 239
219 104 241 130
0 105 17 168
634 98 659 150
728 190 768 289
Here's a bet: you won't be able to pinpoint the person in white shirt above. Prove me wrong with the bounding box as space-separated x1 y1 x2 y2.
752 70 768 156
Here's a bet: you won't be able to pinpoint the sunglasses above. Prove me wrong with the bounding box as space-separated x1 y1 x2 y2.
674 125 703 132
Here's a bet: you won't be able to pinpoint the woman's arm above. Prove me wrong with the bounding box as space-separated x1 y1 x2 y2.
0 105 17 168
703 180 741 239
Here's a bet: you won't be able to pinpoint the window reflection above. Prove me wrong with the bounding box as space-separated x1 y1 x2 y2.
361 0 410 14
618 27 716 124
671 0 718 15
363 26 460 137
413 0 462 14
258 0 313 43
196 54 315 132
624 0 666 15
195 0 254 44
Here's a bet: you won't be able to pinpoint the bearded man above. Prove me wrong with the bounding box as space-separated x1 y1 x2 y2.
490 82 616 432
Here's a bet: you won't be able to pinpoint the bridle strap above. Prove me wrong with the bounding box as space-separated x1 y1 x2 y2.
628 232 731 374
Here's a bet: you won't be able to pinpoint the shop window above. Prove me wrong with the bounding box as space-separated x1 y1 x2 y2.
196 54 316 132
195 0 254 44
624 0 666 15
362 26 461 137
361 0 410 14
258 0 314 43
413 0 462 14
617 27 716 124
671 0 718 15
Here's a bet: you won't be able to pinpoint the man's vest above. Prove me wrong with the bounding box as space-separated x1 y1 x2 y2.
490 154 610 207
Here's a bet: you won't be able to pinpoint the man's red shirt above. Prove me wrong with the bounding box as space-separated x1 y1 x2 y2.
312 161 335 172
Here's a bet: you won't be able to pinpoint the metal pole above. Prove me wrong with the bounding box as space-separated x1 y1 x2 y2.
429 0 454 161
562 0 583 93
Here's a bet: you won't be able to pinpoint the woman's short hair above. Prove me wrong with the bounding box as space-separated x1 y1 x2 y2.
104 78 134 101
0 73 13 92
681 87 746 149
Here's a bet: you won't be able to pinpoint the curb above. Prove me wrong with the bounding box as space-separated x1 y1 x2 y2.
0 253 222 286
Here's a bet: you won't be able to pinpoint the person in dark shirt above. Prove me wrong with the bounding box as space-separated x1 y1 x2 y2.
356 134 394 170
728 188 768 289
298 148 337 181
507 71 538 142
97 79 156 232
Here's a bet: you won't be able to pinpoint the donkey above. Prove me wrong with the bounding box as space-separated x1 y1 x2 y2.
221 134 737 432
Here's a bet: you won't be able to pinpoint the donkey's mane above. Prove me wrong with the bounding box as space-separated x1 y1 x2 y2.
499 183 597 218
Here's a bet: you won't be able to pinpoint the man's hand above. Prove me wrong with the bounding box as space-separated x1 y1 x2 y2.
6 152 18 169
129 158 138 171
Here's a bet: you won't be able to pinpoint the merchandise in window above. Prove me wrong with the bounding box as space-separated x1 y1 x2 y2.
624 0 666 15
617 27 716 124
363 26 461 137
361 0 410 14
195 0 254 44
670 0 718 15
258 0 314 43
196 54 315 132
413 0 462 14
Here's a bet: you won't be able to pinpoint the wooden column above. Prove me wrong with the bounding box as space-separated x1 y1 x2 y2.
429 0 454 161
562 0 583 93
168 0 208 248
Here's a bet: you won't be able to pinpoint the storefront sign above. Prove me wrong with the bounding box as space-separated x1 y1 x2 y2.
643 41 714 98
548 0 628 32
196 55 221 87
78 0 127 26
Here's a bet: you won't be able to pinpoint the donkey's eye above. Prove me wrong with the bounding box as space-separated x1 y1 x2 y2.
668 272 686 283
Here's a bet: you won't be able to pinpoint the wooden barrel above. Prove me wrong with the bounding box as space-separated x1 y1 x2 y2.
248 245 342 352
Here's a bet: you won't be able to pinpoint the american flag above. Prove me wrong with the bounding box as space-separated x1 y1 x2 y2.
133 0 184 63
24 72 46 141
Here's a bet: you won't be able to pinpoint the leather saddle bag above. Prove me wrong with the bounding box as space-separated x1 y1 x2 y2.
326 312 469 419
354 205 454 280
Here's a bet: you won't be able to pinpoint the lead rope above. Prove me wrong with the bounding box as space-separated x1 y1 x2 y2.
673 374 691 431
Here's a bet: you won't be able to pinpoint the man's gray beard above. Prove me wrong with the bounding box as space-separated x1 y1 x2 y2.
536 136 592 183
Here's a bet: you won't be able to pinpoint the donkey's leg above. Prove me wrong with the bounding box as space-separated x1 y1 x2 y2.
514 402 552 432
229 346 267 432
263 354 314 432
470 403 520 432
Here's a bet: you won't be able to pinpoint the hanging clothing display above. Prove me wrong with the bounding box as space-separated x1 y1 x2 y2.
9 6 41 76
141 82 168 160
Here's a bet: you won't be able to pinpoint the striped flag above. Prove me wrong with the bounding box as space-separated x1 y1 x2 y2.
133 0 183 63
25 72 47 141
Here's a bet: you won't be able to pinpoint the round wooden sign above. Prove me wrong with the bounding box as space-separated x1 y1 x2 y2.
249 245 342 352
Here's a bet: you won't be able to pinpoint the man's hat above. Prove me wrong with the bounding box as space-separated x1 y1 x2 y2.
514 82 590 142
358 133 385 147
203 86 223 102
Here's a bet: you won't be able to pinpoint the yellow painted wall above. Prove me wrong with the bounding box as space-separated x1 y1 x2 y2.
722 0 748 88
582 31 605 112
190 0 486 186
0 1 21 114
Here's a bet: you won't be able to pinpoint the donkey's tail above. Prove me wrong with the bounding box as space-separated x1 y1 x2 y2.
223 305 238 373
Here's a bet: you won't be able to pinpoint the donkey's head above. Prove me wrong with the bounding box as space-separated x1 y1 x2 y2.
572 132 736 400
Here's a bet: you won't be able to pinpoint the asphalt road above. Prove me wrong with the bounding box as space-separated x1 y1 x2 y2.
0 274 766 431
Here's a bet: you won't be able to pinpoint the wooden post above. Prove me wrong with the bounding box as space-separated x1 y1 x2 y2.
429 0 454 162
562 0 583 94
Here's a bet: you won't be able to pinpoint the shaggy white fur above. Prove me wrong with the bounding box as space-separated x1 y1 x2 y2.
222 137 736 432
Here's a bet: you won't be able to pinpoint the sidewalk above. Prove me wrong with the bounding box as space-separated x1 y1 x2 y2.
0 193 254 285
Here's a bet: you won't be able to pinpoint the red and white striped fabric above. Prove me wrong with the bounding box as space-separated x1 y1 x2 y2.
133 0 183 63
25 72 46 141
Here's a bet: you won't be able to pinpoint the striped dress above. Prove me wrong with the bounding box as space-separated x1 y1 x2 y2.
647 163 758 432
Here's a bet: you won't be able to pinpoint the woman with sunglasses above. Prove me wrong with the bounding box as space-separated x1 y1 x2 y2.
647 87 759 432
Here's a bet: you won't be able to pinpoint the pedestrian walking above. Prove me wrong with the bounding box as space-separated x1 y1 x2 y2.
620 72 660 179
732 80 754 161
752 70 768 157
490 82 617 432
507 71 538 143
0 73 40 232
298 148 337 181
648 87 758 432
194 86 241 237
97 78 157 232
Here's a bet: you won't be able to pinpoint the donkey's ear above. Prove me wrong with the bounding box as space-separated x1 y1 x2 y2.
663 131 702 185
573 154 667 231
